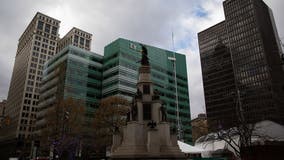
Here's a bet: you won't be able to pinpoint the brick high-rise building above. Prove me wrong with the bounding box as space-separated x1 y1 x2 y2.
1 12 60 141
199 0 284 131
56 27 92 53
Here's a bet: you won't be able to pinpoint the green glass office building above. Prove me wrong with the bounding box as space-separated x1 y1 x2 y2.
102 38 192 143
36 45 102 134
37 38 192 143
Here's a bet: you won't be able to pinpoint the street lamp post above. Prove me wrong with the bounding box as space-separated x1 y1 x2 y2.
168 56 183 141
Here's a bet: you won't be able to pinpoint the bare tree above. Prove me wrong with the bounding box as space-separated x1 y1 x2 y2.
93 96 130 150
94 96 130 130
40 97 85 159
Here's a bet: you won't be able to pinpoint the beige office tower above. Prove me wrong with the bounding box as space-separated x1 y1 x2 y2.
1 12 60 140
56 27 92 53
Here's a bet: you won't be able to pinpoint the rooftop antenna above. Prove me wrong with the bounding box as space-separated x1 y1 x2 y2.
171 29 175 52
168 29 183 141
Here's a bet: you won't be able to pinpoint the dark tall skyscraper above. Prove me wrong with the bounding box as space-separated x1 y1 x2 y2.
199 0 284 131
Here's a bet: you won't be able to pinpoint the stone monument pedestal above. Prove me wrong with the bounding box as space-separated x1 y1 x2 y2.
111 122 185 159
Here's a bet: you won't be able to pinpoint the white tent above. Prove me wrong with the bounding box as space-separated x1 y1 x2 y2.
178 140 205 154
194 120 284 157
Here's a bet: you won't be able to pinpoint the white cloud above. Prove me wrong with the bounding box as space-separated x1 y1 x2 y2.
0 0 283 119
175 0 224 118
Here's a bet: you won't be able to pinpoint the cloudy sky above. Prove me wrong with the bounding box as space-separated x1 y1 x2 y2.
0 0 283 119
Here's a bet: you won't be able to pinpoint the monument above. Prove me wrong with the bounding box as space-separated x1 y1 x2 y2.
110 45 186 159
